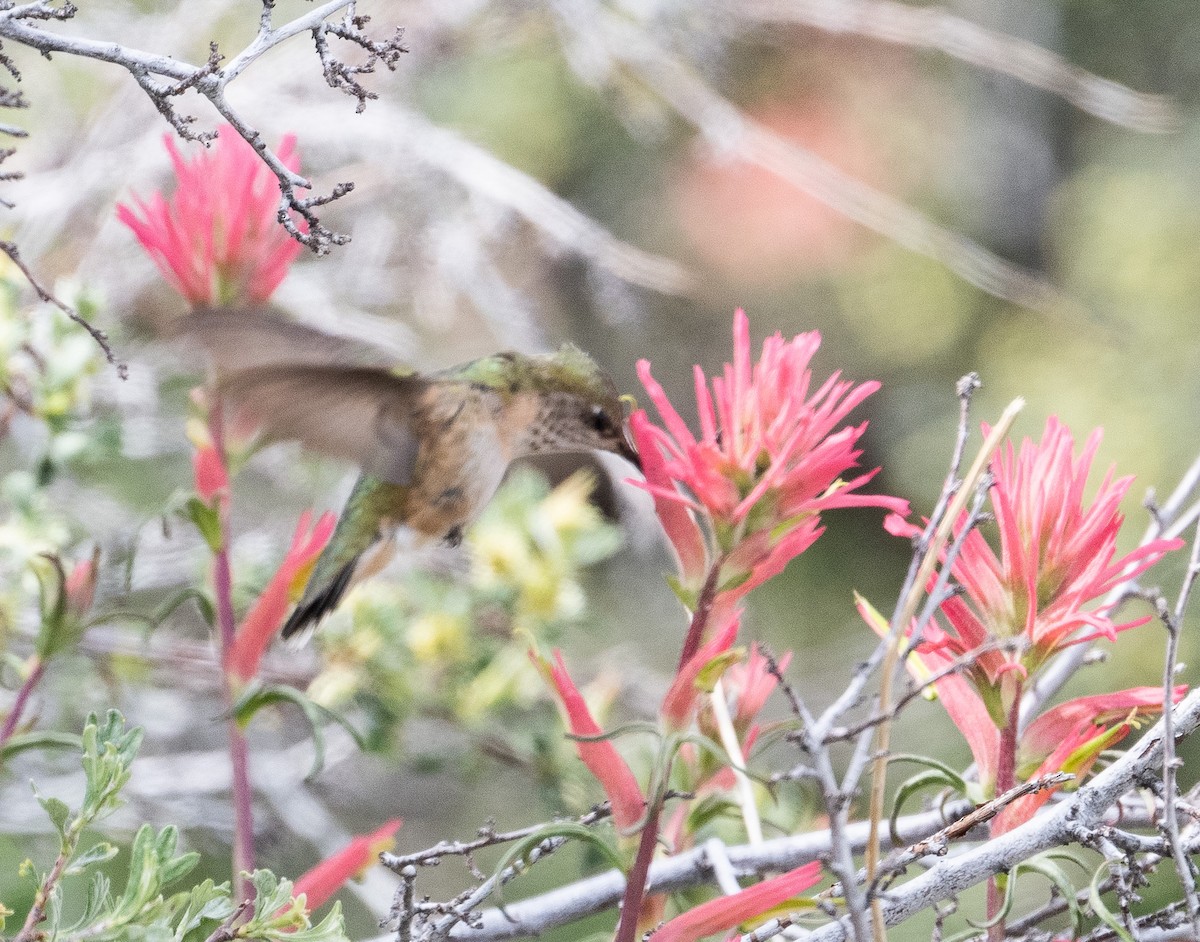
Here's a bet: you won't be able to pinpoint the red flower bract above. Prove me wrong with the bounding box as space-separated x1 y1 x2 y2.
649 861 822 942
889 417 1184 689
226 510 336 681
535 650 646 832
631 309 908 609
293 818 402 913
118 126 304 306
192 439 230 506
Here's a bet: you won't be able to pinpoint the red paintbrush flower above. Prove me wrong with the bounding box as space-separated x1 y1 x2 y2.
632 309 907 621
226 510 337 681
660 617 741 731
992 685 1185 834
191 439 230 506
886 418 1183 711
534 649 646 832
723 644 791 734
118 126 304 306
293 819 402 912
649 861 823 942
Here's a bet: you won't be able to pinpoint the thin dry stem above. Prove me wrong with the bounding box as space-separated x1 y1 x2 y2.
863 397 1024 939
738 0 1177 133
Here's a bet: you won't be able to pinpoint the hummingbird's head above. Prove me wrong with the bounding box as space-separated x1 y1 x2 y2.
481 346 641 469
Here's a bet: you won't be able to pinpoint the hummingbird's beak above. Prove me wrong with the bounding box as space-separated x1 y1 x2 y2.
618 430 642 473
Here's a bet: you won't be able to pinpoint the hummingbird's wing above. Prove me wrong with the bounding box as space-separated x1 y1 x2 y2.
186 306 389 374
217 365 427 486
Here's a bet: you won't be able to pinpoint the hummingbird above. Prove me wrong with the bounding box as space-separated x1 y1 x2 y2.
187 308 641 640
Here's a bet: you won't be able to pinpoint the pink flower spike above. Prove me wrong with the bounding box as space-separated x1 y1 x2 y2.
916 417 1183 691
118 126 305 306
63 549 100 619
226 511 337 681
293 818 402 913
535 650 646 831
192 440 230 505
1019 686 1186 772
661 616 741 730
650 862 823 942
630 410 708 585
726 645 791 731
634 309 903 601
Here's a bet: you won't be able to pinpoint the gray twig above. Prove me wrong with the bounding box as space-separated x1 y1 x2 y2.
1154 521 1200 936
737 0 1177 133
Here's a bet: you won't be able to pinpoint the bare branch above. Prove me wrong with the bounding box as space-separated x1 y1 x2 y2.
382 104 696 297
0 240 126 378
768 652 871 942
1153 523 1200 936
800 690 1200 941
312 7 407 113
434 801 970 941
0 0 404 254
382 807 612 872
736 0 1177 133
552 1 1066 312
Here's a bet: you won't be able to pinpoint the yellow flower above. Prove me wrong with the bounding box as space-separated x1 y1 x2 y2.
308 664 362 708
406 611 469 664
539 471 601 536
471 525 533 589
458 648 539 722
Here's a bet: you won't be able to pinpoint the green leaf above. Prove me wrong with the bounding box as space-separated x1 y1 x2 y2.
35 789 71 839
2 730 81 762
491 823 625 906
1015 854 1084 938
183 497 224 553
32 555 70 659
79 710 143 823
66 841 119 875
693 647 744 692
664 574 698 610
237 870 350 942
79 871 111 927
284 902 349 942
889 765 965 846
887 753 970 789
965 871 1015 930
1089 861 1134 942
157 828 201 886
117 824 159 914
230 684 365 779
685 793 740 833
169 878 235 942
154 587 217 630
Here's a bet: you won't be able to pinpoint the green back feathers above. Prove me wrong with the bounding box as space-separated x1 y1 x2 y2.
444 345 618 404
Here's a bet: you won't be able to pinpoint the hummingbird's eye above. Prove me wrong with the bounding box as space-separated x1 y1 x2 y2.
587 404 617 437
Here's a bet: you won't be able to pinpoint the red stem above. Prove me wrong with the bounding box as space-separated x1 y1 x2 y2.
617 560 726 942
0 656 45 746
987 687 1022 941
676 561 722 673
613 804 662 942
209 404 256 903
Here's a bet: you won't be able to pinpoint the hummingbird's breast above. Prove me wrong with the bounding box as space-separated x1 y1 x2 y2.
400 385 516 542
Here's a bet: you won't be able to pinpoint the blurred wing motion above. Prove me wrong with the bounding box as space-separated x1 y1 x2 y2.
217 365 428 486
186 306 386 373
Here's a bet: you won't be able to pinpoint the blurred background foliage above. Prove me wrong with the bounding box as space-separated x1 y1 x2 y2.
1 0 1199 938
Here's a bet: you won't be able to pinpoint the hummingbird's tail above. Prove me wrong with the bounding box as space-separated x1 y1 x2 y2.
280 473 407 642
280 558 359 641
